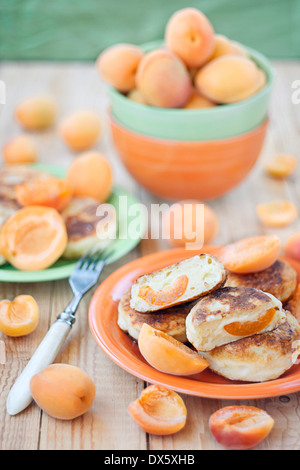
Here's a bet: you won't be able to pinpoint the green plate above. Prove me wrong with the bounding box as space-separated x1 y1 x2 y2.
0 163 146 283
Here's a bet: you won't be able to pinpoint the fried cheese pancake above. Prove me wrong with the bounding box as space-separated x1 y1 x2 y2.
186 286 286 352
130 254 227 313
285 284 300 324
61 197 116 258
201 312 300 382
118 288 196 342
225 259 297 303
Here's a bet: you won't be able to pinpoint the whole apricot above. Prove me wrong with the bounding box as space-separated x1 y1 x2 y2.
127 89 148 105
165 8 215 67
60 110 102 152
163 199 219 247
285 233 300 261
66 151 112 202
195 55 266 104
3 135 38 165
0 295 39 337
15 95 57 131
97 43 144 93
30 364 96 420
184 89 216 109
136 49 192 108
210 34 247 61
209 405 274 450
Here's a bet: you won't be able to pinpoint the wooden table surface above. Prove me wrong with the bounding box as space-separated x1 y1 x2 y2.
0 60 300 450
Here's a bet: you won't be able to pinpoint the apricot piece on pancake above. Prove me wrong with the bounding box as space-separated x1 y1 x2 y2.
218 235 281 274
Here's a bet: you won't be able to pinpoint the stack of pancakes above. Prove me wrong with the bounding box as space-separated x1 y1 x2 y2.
118 253 227 343
118 254 300 383
0 166 116 265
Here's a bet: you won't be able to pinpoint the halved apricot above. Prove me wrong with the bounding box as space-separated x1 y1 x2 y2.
0 295 39 337
218 235 281 274
138 324 209 376
0 206 68 271
128 384 187 435
15 176 72 212
265 154 297 178
256 200 298 227
209 405 274 450
138 275 189 307
224 308 276 336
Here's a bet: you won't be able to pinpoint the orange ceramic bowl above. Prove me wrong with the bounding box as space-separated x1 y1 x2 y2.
110 116 268 201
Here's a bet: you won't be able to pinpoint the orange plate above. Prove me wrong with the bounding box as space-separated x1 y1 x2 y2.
89 246 300 400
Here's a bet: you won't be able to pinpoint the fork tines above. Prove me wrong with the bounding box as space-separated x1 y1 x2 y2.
76 243 116 271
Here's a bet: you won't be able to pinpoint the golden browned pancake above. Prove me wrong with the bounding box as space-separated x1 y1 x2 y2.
285 284 300 323
225 259 297 303
130 253 227 313
61 197 117 258
201 312 300 382
186 286 286 351
118 288 196 342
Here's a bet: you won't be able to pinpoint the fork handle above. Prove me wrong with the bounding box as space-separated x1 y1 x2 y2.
6 318 73 416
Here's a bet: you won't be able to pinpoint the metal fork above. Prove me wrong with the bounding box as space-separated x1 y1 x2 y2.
6 243 118 416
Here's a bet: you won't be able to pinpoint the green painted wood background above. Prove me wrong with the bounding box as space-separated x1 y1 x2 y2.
0 0 299 61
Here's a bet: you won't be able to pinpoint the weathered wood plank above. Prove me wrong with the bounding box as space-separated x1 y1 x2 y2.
0 60 300 450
